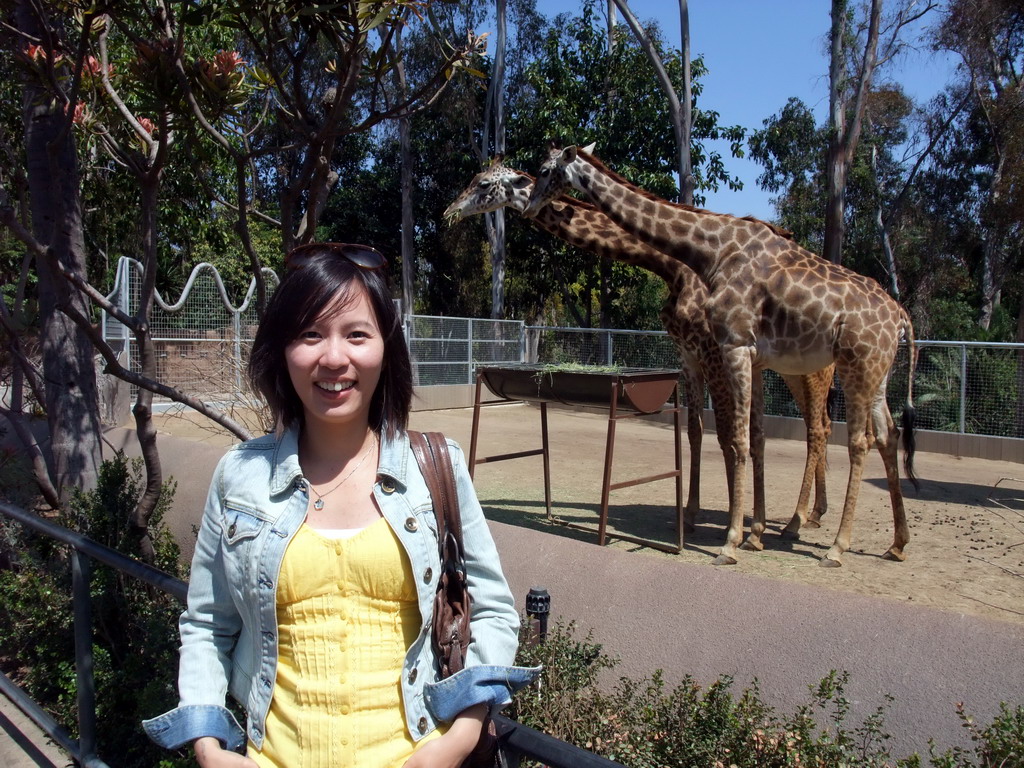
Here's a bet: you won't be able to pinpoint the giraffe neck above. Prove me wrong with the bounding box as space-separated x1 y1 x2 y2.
569 154 725 280
500 173 681 283
533 198 683 284
504 181 532 213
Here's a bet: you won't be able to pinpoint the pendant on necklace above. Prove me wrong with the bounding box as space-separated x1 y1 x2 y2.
313 498 324 511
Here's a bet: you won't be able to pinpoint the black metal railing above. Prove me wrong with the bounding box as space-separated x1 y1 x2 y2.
0 501 622 768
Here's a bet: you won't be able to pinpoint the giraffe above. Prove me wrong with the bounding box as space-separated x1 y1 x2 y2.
524 145 918 567
443 158 836 545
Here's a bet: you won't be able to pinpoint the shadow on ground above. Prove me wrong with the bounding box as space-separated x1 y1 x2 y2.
864 475 1019 505
481 498 834 563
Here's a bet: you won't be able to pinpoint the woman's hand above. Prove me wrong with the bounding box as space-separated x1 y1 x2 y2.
194 737 259 768
402 703 487 768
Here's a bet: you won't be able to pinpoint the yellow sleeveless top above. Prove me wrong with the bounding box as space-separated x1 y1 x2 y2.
248 519 442 768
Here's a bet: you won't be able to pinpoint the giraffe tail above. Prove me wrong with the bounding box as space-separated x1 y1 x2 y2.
901 312 920 492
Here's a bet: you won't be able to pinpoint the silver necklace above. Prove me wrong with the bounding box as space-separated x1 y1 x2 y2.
307 435 377 511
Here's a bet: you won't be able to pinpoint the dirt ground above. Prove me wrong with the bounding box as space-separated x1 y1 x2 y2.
153 402 1024 627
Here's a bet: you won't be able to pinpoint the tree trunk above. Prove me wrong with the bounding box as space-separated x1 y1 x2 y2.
677 0 694 205
18 1 102 503
824 0 849 265
977 153 1006 331
871 144 900 298
396 30 416 317
607 0 617 46
128 173 164 563
824 0 882 265
612 0 693 203
486 0 508 319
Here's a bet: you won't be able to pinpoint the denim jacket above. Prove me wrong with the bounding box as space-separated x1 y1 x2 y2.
142 426 539 753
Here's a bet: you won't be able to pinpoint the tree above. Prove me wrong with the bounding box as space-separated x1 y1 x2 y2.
483 0 509 319
749 97 828 254
824 0 937 265
933 0 1023 331
1 1 482 550
502 0 742 329
4 2 103 505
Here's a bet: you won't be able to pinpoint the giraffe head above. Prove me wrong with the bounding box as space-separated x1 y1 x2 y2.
523 143 593 218
444 157 533 222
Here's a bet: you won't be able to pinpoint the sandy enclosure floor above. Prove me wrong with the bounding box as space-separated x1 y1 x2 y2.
153 403 1024 626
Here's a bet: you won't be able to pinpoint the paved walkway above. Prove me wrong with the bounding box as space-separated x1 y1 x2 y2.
3 403 1023 763
0 692 68 768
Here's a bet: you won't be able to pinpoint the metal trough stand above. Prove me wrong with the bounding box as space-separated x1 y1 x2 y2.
468 365 685 554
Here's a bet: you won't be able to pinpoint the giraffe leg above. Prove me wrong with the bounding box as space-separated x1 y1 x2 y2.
807 368 833 527
871 393 910 561
806 437 830 527
716 416 736 533
741 370 766 552
714 347 752 566
779 373 820 538
778 367 833 536
821 396 870 567
682 366 705 534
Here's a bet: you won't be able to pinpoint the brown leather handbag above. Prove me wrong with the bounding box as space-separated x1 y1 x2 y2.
408 431 499 767
409 430 472 677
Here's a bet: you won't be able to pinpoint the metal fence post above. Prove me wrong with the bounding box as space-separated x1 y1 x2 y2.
71 549 99 763
959 344 968 435
605 329 613 367
468 318 474 384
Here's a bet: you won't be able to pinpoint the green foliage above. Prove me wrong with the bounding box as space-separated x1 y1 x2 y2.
511 620 1024 767
914 345 1022 438
494 0 741 325
337 0 749 325
0 452 191 768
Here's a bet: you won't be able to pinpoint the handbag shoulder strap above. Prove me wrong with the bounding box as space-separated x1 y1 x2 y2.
408 431 464 553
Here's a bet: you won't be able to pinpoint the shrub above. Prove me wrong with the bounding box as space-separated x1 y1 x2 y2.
0 452 191 768
511 619 1024 767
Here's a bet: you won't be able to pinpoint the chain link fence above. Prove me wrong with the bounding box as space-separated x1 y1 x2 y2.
99 258 1024 440
524 327 1024 440
406 315 524 386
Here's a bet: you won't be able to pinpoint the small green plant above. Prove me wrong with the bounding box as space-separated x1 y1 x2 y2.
511 620 1024 767
0 452 192 767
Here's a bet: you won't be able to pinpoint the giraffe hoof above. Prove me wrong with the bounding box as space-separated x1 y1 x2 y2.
740 539 764 552
882 548 906 562
779 528 800 541
802 519 822 530
712 554 738 566
819 556 843 568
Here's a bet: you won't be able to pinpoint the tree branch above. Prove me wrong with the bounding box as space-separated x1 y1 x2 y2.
0 406 61 509
98 25 158 156
0 302 46 409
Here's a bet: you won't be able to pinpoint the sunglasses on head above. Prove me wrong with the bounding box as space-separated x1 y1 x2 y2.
285 242 388 271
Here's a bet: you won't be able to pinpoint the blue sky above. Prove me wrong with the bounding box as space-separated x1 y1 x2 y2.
534 0 958 220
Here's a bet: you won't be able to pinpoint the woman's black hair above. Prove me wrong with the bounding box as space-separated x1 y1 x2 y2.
247 249 412 439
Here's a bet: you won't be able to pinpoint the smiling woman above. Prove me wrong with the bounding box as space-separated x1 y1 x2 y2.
142 243 539 768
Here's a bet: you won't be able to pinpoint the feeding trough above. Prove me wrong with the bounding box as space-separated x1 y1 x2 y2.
477 364 681 414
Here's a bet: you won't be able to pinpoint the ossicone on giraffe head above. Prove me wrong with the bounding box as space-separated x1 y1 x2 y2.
523 142 592 218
